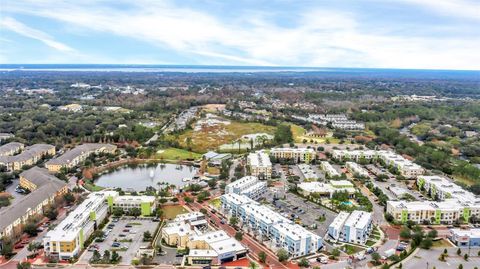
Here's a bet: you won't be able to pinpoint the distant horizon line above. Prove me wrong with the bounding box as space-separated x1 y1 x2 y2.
0 64 479 72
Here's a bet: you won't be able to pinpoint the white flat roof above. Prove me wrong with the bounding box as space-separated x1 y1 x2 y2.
209 237 246 255
221 193 256 206
344 210 372 230
273 222 319 241
329 212 350 231
227 176 258 189
450 228 480 238
248 152 272 167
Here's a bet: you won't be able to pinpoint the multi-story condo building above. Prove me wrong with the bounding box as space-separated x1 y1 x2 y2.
320 161 340 178
417 175 476 203
332 150 424 178
0 142 24 157
112 195 156 216
247 151 272 179
45 143 116 172
162 212 207 248
225 176 267 199
332 121 365 130
0 144 55 171
220 193 322 257
297 181 356 198
0 167 67 239
270 148 315 164
449 229 480 248
43 191 117 260
43 191 157 259
328 210 373 245
386 199 480 224
346 162 369 177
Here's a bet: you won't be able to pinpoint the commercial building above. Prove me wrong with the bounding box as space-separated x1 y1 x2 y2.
297 180 356 198
247 151 272 179
270 147 315 164
161 212 247 265
386 199 480 224
320 161 340 178
202 151 232 166
0 142 24 156
346 162 369 178
225 176 267 199
220 193 323 257
45 143 117 172
43 191 118 260
327 210 373 245
0 144 55 171
449 229 480 248
298 164 319 180
0 167 67 238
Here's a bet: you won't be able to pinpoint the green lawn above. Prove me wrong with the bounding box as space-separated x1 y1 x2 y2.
209 198 221 209
156 147 201 161
366 240 376 246
162 205 189 219
431 239 454 248
341 244 364 254
84 182 104 192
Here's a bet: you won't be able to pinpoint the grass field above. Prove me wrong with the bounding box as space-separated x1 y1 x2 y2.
162 205 189 219
431 239 454 248
291 123 341 144
178 121 276 153
84 181 104 191
342 244 364 254
209 197 221 209
291 124 306 143
156 147 202 160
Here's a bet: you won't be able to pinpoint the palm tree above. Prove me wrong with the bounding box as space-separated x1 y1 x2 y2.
249 261 258 269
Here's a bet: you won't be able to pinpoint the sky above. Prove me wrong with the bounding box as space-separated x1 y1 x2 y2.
0 0 479 70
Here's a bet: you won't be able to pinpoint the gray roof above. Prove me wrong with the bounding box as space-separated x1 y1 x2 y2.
0 142 24 156
0 167 66 231
20 167 65 188
0 144 54 163
45 143 116 166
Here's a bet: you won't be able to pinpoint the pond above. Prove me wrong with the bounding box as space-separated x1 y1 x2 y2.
94 163 198 191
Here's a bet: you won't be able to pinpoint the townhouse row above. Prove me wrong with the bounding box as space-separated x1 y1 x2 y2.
221 193 322 258
328 210 373 245
225 176 267 200
0 143 55 171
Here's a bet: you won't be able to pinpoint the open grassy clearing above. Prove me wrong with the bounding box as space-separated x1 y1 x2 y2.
155 147 201 160
431 239 454 248
177 121 275 153
162 205 189 219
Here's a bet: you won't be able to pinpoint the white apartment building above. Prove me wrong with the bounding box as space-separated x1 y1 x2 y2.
247 151 272 180
225 176 267 199
417 175 477 203
346 162 370 178
332 150 378 162
112 195 157 216
328 210 373 245
270 147 315 163
220 193 322 257
43 191 118 260
298 181 356 198
320 161 340 178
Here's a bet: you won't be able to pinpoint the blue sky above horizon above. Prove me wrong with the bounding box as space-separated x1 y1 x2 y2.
0 0 479 70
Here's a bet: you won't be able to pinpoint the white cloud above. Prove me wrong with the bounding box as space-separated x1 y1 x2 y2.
400 0 480 21
2 0 479 69
0 17 75 52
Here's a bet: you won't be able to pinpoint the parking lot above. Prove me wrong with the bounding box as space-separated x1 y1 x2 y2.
79 217 159 265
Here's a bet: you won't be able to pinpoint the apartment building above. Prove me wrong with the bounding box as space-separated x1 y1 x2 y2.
0 167 67 239
328 210 373 245
297 180 356 198
449 229 480 248
332 150 424 178
162 212 207 248
320 161 340 178
0 144 55 171
386 199 480 224
43 191 117 260
45 143 117 172
0 142 24 157
346 162 369 178
225 176 267 199
220 193 323 257
247 151 272 179
417 175 476 203
270 147 315 164
112 195 156 216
